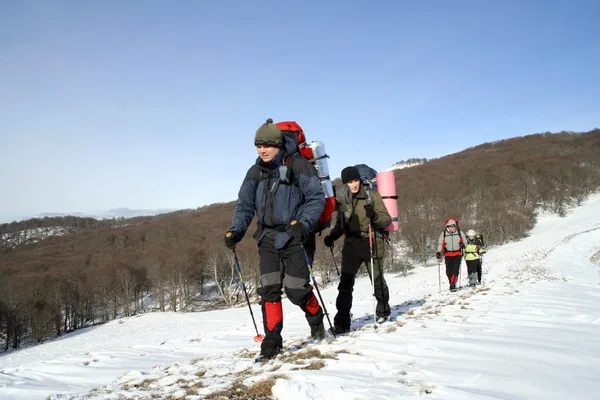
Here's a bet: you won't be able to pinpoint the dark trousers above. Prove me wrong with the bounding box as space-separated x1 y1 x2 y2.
256 230 323 350
445 255 462 285
334 237 390 330
466 259 480 275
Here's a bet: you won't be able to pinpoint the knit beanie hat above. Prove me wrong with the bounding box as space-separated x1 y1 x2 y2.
341 166 362 184
254 118 282 147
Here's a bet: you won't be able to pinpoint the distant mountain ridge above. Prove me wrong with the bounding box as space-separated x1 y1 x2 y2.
33 207 176 221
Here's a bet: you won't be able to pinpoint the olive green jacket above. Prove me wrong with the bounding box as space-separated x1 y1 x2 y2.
328 186 392 253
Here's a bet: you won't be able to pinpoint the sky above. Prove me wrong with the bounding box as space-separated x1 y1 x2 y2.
1 0 599 223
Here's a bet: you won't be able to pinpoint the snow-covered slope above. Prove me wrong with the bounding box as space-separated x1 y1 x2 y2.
0 226 70 249
383 160 425 172
1 195 599 400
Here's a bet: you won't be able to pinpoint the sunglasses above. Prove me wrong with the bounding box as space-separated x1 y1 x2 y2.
446 225 456 228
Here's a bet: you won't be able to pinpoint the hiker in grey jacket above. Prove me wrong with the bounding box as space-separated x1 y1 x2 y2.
436 218 466 292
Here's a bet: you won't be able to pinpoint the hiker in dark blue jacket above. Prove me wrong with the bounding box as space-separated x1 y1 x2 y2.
224 118 326 360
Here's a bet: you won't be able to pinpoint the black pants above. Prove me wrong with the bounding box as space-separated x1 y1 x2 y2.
256 229 323 350
445 255 462 285
334 237 390 330
477 259 483 283
466 259 479 275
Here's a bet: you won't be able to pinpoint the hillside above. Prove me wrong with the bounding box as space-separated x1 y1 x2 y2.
1 129 599 351
2 191 599 400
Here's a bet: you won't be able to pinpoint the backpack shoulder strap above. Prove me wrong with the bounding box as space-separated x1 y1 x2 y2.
283 152 302 187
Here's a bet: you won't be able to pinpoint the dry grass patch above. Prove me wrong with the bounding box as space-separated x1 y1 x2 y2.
184 380 207 395
278 348 337 363
386 326 397 333
591 249 600 265
406 310 415 315
122 378 156 390
334 348 361 356
204 375 285 400
235 366 254 377
396 320 406 327
235 349 258 359
303 360 327 370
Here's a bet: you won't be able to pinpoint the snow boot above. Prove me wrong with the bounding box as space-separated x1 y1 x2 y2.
259 301 283 362
331 325 350 335
301 292 325 341
310 321 325 341
255 344 282 363
468 272 478 287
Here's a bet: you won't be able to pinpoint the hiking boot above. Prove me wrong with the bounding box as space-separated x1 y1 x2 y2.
450 283 457 292
310 322 325 341
376 315 389 324
332 325 350 335
256 343 282 362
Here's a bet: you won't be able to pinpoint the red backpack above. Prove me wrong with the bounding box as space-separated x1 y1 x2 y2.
276 121 336 232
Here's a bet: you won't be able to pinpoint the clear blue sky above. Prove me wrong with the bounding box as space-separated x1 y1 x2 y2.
1 0 599 223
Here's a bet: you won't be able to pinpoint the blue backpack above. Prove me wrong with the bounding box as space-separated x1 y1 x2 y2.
354 164 378 203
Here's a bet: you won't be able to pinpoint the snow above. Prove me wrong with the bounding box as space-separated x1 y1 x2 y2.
383 161 424 172
1 194 600 399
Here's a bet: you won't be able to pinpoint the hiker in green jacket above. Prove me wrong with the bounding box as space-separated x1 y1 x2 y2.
323 166 392 334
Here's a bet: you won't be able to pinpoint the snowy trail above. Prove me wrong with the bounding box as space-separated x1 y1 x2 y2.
1 194 599 399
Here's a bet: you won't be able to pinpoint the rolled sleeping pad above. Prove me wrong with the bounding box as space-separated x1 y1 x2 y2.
308 141 336 227
375 171 399 231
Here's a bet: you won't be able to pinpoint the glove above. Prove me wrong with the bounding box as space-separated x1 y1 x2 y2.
289 220 308 244
224 231 241 250
459 242 465 250
324 235 335 248
479 249 487 255
364 204 376 219
436 252 442 261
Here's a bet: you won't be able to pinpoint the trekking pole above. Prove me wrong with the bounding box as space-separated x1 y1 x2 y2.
301 245 336 338
233 250 264 343
480 256 484 284
459 253 463 289
329 247 340 276
437 259 441 293
368 224 377 327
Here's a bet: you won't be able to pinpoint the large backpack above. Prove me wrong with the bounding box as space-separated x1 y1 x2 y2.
475 233 485 247
276 121 335 232
351 163 392 240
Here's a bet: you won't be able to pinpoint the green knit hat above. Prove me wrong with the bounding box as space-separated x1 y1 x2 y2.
254 118 282 147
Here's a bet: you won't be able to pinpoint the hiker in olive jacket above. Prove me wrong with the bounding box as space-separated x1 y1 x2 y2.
324 166 392 334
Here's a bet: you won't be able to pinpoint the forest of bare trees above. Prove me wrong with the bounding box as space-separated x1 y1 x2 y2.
1 129 599 351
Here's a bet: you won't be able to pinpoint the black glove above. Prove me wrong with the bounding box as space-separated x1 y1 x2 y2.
324 235 335 248
459 242 465 250
224 231 241 250
289 220 308 244
364 204 376 219
436 252 442 261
